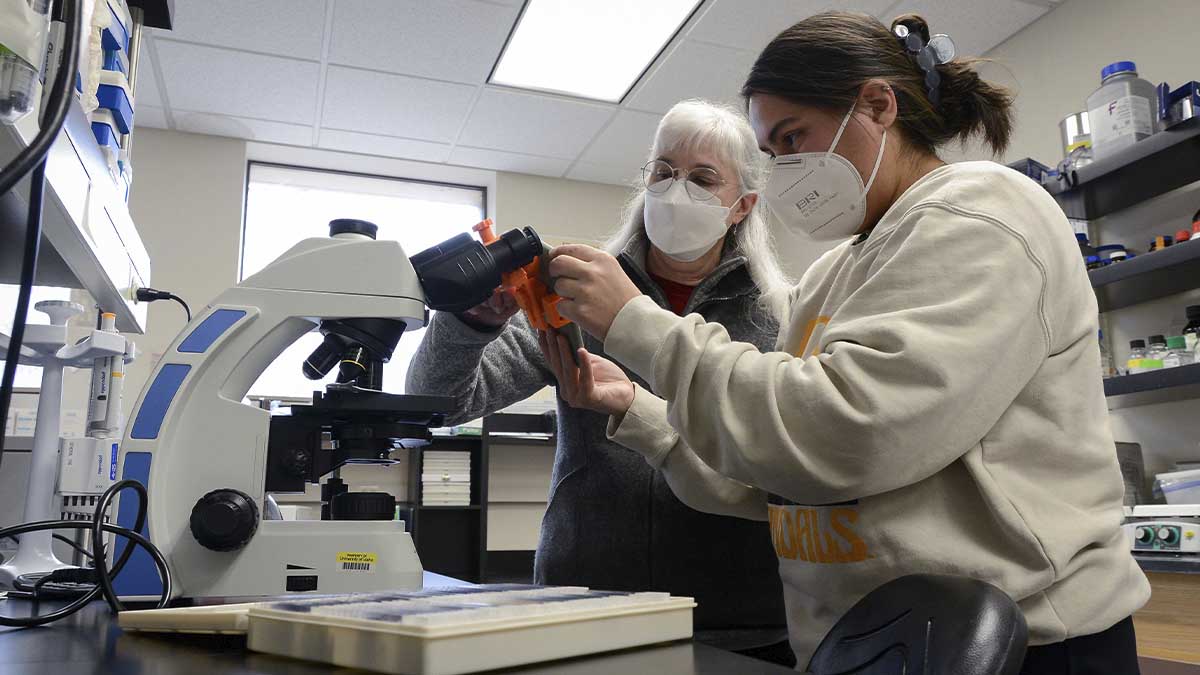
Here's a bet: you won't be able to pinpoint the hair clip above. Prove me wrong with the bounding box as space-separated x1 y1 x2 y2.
893 25 956 106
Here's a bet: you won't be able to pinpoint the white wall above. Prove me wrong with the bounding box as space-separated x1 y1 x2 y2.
969 0 1200 476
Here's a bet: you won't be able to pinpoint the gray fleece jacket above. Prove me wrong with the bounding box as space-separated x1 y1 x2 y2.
406 232 787 631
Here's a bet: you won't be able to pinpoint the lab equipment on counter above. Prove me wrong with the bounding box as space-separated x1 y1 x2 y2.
1087 61 1160 161
0 301 135 589
119 585 696 675
1157 81 1200 130
114 218 579 602
1123 504 1199 555
0 0 51 124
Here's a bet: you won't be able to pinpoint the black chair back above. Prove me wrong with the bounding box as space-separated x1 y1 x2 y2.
806 574 1028 675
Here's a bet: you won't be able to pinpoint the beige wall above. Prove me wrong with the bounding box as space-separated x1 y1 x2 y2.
495 172 633 246
123 129 248 396
952 0 1200 165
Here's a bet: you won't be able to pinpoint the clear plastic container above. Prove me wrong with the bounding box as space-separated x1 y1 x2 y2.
1147 334 1169 365
1127 339 1153 374
0 0 51 124
1162 336 1194 369
1156 469 1200 505
1086 61 1160 161
1099 330 1116 379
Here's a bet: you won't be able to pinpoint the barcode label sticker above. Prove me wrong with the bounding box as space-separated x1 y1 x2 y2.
337 551 377 573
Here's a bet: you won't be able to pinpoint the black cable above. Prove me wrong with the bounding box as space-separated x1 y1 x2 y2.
134 287 191 322
0 0 83 472
0 480 172 627
54 534 93 560
169 294 191 322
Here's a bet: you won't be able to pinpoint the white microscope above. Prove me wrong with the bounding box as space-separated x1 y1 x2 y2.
113 218 549 600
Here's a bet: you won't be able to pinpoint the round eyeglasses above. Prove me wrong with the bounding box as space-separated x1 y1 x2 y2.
641 160 727 203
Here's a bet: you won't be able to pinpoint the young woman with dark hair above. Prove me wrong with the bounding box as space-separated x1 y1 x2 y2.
539 11 1148 674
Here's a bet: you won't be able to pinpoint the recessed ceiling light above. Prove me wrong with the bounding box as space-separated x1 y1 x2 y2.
489 0 702 103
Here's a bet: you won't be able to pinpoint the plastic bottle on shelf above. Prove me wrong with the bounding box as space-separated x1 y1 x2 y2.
1183 305 1200 353
1147 335 1170 366
0 0 52 124
1149 235 1173 252
1127 339 1152 374
1087 61 1161 161
1099 330 1116 379
1162 337 1194 369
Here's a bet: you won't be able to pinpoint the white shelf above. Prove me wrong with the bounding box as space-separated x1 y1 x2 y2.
0 100 150 334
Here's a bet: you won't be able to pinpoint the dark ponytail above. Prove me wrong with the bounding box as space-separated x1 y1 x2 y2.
742 11 1014 156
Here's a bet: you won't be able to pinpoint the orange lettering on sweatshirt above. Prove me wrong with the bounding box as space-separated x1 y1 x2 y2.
767 504 871 564
830 508 870 562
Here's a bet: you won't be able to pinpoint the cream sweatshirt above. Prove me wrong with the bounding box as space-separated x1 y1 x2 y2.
603 161 1149 666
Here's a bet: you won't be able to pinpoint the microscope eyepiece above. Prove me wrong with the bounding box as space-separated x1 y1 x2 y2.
328 219 378 239
411 226 543 313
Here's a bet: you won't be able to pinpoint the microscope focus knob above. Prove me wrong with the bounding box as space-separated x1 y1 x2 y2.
190 489 260 552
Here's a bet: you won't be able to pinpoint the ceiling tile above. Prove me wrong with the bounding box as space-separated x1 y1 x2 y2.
565 161 640 187
136 105 168 129
318 129 452 163
154 0 327 59
625 40 758 114
329 0 519 84
577 110 661 168
688 0 895 53
886 0 1050 57
156 41 320 125
173 111 315 145
134 44 164 107
457 88 613 159
321 66 477 142
449 147 571 178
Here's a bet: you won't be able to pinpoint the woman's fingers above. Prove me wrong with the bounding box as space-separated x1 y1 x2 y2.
547 254 591 281
553 277 582 301
550 244 605 263
578 349 595 395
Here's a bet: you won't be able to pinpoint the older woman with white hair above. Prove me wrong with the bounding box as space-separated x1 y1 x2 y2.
406 99 794 663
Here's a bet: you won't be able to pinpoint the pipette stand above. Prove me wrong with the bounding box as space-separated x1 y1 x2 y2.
0 301 134 589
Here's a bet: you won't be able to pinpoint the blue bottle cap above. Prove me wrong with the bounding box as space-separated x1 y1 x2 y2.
1075 232 1089 244
1101 61 1137 80
1085 255 1101 264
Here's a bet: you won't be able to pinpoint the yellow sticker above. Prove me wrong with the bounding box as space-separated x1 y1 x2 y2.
337 551 378 572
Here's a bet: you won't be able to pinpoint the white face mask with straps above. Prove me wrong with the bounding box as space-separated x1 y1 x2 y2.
764 104 887 241
643 181 737 262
